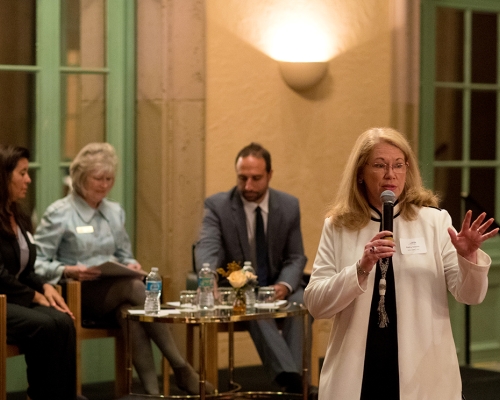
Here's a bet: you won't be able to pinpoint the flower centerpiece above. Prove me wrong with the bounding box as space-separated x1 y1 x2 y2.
217 261 257 314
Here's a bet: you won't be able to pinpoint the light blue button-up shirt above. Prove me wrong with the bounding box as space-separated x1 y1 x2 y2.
34 193 137 285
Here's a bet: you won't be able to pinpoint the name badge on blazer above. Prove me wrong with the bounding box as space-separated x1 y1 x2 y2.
399 237 427 254
76 225 94 234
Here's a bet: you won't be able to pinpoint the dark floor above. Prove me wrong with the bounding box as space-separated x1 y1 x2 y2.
7 365 281 400
7 365 500 399
461 366 500 400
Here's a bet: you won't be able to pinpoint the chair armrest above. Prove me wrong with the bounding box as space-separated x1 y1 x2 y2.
65 280 82 324
0 294 6 343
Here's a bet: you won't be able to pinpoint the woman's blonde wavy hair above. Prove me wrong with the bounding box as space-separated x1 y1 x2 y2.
327 127 439 230
70 142 118 198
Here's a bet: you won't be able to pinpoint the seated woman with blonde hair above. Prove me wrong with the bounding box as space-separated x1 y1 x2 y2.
34 142 212 395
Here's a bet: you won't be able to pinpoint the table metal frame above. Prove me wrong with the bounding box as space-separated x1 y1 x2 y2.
124 303 310 400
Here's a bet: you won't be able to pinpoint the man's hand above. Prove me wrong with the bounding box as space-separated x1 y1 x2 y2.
64 265 101 281
272 283 290 300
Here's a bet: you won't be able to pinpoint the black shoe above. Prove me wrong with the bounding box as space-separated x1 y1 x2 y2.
275 372 303 393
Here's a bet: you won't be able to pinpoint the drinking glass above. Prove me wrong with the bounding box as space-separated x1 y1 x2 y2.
217 287 235 310
257 286 276 308
179 290 198 311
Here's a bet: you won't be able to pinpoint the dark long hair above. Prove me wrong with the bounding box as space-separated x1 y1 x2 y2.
0 145 32 236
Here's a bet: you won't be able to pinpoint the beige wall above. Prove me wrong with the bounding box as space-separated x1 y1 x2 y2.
202 1 395 375
136 0 398 296
205 0 393 273
136 0 401 376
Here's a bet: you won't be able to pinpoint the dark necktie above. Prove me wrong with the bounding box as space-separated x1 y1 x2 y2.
255 206 269 286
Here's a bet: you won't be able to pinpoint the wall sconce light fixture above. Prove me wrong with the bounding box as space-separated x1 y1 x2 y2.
278 61 328 91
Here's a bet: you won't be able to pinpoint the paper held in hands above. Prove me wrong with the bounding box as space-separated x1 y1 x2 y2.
89 261 147 277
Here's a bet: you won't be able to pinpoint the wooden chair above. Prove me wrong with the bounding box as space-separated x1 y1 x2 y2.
65 280 127 397
67 276 173 397
0 294 23 400
1 286 61 400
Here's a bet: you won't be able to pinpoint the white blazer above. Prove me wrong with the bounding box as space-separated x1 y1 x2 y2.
305 205 490 400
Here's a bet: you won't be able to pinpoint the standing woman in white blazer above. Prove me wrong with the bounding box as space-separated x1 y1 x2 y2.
304 127 498 400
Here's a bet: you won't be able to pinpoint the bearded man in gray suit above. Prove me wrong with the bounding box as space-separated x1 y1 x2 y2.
195 142 311 395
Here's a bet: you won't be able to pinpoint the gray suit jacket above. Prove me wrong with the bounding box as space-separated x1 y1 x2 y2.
195 187 307 292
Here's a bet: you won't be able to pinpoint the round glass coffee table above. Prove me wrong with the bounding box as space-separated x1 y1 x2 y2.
124 302 310 399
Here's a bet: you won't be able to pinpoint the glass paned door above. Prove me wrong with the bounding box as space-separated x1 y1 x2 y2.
422 3 500 229
420 0 500 367
0 0 135 227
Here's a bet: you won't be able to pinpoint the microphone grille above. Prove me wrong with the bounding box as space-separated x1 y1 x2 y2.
380 190 396 204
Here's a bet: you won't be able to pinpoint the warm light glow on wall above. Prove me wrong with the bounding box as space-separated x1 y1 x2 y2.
268 18 333 62
210 0 356 90
211 0 367 65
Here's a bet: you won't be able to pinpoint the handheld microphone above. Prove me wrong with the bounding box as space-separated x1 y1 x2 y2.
380 190 396 240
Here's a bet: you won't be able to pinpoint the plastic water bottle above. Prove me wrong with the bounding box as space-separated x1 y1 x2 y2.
243 261 256 308
144 267 162 315
198 263 215 310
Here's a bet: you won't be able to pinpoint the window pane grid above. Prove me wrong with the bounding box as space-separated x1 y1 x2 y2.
0 0 135 248
435 82 500 90
425 3 500 222
60 67 109 74
434 161 500 167
461 9 472 166
422 0 500 368
0 65 40 72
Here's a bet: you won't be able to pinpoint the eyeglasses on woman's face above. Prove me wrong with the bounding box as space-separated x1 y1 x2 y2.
366 162 408 175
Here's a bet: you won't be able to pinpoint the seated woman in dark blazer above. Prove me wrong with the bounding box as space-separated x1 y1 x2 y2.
0 145 81 400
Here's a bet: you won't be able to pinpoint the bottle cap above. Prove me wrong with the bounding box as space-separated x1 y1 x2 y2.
151 267 158 271
202 263 210 268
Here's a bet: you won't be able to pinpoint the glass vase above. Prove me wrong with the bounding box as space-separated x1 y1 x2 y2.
232 288 246 314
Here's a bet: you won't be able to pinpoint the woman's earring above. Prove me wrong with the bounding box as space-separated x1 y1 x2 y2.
358 178 363 184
